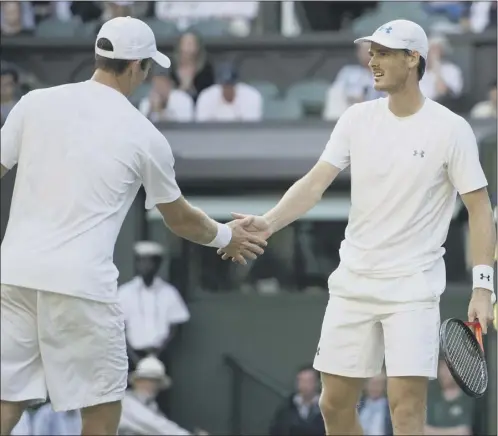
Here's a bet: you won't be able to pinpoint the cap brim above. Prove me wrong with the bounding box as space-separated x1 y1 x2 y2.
353 35 407 50
152 51 171 69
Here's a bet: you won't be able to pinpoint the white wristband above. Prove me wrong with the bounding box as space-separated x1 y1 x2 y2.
205 223 232 248
473 265 494 293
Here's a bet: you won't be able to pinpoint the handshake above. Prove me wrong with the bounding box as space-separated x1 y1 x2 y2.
217 213 272 265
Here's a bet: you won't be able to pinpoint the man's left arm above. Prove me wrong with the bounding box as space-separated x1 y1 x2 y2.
447 119 496 332
461 188 496 271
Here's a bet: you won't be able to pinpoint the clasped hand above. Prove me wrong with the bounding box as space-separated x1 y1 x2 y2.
468 288 495 335
220 213 271 265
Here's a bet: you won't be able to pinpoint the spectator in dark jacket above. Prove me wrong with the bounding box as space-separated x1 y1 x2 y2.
170 32 215 103
269 365 325 436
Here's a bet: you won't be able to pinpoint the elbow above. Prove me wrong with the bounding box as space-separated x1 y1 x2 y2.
303 179 326 204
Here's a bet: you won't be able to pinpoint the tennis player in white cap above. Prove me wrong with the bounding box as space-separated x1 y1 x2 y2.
0 17 268 435
219 19 496 434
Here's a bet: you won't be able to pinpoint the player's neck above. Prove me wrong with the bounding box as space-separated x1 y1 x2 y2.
91 71 129 96
387 84 425 118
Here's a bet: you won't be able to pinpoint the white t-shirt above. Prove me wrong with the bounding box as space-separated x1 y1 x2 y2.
138 89 194 123
0 81 182 303
195 83 263 122
320 97 487 279
119 276 190 350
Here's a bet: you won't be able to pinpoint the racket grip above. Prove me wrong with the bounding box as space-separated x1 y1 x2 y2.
466 321 484 351
465 321 481 327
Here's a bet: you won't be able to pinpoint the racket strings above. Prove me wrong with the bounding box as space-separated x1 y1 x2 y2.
445 323 487 394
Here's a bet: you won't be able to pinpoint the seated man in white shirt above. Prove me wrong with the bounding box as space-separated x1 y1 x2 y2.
323 42 385 121
120 355 208 435
195 64 262 122
139 71 194 123
419 35 463 103
119 241 190 368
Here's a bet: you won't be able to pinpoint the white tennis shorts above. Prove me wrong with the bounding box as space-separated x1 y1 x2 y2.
1 284 128 411
313 264 442 379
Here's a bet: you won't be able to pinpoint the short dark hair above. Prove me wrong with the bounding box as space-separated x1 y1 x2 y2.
95 38 151 74
403 50 426 81
417 56 426 81
0 67 19 83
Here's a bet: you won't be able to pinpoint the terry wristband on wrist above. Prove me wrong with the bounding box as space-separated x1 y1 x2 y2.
205 223 232 248
472 265 496 303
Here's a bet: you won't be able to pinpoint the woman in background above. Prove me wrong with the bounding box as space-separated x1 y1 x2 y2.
170 32 215 102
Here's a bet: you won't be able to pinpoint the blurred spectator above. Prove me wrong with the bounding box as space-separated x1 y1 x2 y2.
196 64 263 122
470 80 497 119
300 2 378 31
420 35 463 103
12 402 81 435
66 1 104 23
1 67 20 126
269 365 325 436
119 241 190 368
323 42 384 121
1 1 35 36
424 2 469 24
139 71 194 123
466 1 497 33
358 373 393 436
170 32 215 102
120 356 208 435
425 359 474 435
102 1 134 20
155 2 259 35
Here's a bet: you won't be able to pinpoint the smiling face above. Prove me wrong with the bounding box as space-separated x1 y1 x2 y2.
368 42 420 93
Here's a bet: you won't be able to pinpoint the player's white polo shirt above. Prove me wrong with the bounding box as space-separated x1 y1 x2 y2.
320 98 487 280
0 81 182 303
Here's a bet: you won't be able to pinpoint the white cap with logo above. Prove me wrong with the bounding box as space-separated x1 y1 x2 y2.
354 19 429 60
95 16 171 68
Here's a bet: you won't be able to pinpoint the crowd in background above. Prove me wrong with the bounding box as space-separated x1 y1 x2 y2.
1 0 497 127
3 1 495 435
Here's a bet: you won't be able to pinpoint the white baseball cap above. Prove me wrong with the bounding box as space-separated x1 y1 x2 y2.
95 16 171 68
134 240 164 257
354 19 429 60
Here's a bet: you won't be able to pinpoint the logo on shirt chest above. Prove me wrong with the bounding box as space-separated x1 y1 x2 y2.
413 150 425 158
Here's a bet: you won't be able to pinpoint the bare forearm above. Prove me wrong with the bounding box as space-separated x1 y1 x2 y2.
264 176 323 234
468 205 496 267
167 206 218 245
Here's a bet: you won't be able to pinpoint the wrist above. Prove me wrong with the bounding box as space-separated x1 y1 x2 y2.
205 222 232 248
263 213 278 235
472 265 494 292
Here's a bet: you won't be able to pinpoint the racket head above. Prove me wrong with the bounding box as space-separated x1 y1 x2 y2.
440 318 488 398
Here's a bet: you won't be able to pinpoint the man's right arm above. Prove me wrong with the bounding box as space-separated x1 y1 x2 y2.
263 161 342 234
258 104 355 235
142 133 268 263
156 196 220 245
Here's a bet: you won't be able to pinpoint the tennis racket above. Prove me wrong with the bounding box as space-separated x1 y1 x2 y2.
439 318 488 398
